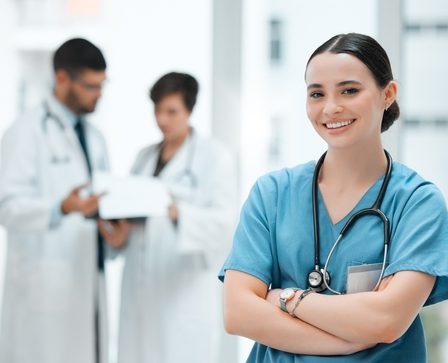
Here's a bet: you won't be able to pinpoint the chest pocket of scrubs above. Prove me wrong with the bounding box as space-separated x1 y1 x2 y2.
334 217 385 293
346 262 383 294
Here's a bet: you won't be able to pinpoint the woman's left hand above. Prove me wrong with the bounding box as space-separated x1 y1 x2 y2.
98 219 130 248
266 288 283 307
168 203 179 223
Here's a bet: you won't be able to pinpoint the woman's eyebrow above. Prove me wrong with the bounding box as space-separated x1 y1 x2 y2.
307 83 322 90
307 80 362 91
337 80 362 87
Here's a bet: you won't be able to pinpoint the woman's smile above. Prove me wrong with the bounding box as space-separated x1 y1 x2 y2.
324 119 355 129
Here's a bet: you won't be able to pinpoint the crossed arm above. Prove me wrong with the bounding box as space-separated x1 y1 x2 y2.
223 269 435 355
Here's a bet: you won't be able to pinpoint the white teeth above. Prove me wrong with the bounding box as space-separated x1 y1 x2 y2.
325 120 354 129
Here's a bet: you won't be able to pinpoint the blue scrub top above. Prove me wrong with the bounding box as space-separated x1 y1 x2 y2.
219 161 448 363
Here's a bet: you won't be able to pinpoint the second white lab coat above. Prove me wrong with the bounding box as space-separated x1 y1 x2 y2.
0 96 109 363
116 131 238 363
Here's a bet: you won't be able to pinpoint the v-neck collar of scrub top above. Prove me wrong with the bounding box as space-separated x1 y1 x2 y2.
316 171 386 233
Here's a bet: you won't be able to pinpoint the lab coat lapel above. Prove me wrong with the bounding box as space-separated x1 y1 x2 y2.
46 98 92 177
47 97 82 152
157 132 192 183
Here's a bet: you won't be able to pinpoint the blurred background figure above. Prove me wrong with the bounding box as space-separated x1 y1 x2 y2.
99 72 238 363
0 38 109 363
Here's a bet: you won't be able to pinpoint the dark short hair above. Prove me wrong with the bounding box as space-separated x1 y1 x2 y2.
53 38 106 78
306 33 400 132
149 72 199 112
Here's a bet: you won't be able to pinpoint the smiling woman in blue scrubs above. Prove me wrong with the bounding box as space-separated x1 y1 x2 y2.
219 33 448 362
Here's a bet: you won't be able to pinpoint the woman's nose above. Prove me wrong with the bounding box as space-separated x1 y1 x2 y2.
323 98 343 116
156 113 169 126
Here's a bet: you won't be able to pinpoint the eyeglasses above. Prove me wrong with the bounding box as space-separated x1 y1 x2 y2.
72 77 108 91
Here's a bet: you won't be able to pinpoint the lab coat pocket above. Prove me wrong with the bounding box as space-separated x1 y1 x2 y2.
346 261 383 294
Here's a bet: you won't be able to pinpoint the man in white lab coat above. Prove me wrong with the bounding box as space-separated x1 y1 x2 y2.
0 38 109 363
99 72 238 363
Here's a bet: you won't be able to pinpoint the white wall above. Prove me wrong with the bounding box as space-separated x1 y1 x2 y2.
240 0 378 197
401 0 448 199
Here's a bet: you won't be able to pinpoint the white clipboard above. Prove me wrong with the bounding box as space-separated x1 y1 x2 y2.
92 172 171 219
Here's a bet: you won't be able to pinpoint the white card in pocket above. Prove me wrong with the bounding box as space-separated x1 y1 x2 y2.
346 263 383 294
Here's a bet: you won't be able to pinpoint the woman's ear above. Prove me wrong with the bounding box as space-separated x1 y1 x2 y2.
384 81 398 109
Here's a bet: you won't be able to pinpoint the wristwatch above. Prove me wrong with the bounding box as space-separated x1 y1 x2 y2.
279 288 299 312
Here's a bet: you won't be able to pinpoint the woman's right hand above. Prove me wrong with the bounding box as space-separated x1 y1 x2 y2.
98 219 130 248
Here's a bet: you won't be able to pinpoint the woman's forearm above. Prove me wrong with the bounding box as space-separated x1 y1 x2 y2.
284 272 435 344
224 270 374 355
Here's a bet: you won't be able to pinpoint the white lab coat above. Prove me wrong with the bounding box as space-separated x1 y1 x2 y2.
0 96 109 363
117 131 238 363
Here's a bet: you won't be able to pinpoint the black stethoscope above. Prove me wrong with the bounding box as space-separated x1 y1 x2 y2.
307 150 393 294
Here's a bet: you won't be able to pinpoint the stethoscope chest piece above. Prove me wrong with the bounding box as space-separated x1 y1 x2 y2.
307 268 330 292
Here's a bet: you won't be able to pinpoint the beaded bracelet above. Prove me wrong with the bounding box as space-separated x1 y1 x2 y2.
290 288 313 318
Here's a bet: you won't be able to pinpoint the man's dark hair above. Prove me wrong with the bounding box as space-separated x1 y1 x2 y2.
150 72 199 112
53 38 106 78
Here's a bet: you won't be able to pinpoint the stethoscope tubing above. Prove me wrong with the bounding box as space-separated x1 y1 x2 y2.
312 150 393 294
41 101 74 164
153 128 198 189
42 101 66 132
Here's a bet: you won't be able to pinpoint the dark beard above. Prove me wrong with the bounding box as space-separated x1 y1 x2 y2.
66 88 96 114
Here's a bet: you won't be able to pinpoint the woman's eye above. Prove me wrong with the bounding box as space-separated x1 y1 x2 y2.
309 92 323 99
342 88 359 95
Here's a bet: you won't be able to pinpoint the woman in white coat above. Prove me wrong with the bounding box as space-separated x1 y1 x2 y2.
0 39 109 363
101 72 238 363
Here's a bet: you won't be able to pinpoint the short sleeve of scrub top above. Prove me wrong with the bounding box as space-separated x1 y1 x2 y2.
218 172 279 286
383 167 448 306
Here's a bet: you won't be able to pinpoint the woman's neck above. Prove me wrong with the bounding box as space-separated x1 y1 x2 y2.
317 141 388 224
161 127 191 160
320 142 387 189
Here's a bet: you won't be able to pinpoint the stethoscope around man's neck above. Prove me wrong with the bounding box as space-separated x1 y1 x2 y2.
42 100 65 131
41 100 79 164
307 150 393 294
